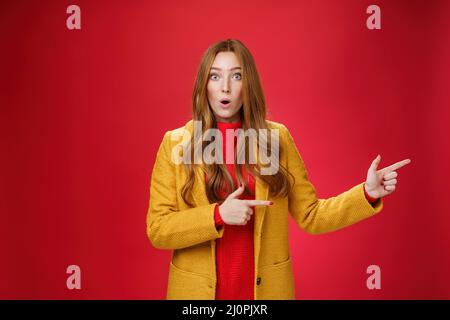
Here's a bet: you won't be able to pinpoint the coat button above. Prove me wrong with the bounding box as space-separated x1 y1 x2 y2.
256 277 261 285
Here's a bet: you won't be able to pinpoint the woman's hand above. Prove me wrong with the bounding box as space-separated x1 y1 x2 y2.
218 183 273 225
364 154 411 199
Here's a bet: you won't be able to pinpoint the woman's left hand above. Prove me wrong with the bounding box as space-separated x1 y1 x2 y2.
364 155 411 199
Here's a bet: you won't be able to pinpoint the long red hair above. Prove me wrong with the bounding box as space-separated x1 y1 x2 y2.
182 39 293 206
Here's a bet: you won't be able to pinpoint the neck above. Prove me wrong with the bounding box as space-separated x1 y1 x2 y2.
215 115 241 124
217 119 241 124
216 119 241 130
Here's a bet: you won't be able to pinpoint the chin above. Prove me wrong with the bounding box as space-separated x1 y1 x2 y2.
215 110 234 119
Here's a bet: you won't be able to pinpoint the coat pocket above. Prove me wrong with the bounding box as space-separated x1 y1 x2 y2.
256 256 295 300
166 261 215 300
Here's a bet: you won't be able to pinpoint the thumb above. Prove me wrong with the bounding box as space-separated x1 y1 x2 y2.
369 154 381 172
228 183 245 200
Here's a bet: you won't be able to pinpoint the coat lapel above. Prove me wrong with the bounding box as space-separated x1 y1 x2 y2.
254 176 269 233
182 120 209 207
192 165 210 206
253 175 269 277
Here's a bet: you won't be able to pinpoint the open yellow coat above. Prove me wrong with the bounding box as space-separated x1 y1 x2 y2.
146 120 383 300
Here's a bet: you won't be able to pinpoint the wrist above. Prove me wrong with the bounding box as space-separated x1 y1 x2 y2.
364 183 378 203
214 204 225 226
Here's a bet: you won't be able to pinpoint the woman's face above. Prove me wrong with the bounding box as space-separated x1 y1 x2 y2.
207 51 243 123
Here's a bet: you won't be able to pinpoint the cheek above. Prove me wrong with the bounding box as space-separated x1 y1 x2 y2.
234 85 243 100
206 85 214 99
207 82 218 98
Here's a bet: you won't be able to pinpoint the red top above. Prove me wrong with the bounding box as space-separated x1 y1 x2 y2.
207 121 379 300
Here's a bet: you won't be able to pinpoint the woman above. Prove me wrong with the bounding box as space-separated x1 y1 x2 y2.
146 39 411 300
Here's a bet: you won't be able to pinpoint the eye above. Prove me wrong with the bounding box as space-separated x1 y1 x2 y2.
209 73 219 81
233 73 242 80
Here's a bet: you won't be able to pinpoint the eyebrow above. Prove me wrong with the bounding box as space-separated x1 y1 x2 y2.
210 67 242 71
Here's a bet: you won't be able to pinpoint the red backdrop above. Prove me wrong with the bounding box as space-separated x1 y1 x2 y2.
1 0 449 299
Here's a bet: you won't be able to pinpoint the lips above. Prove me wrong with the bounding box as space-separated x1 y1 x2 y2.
220 99 231 108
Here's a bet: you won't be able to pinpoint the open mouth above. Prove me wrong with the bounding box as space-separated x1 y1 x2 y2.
220 99 231 106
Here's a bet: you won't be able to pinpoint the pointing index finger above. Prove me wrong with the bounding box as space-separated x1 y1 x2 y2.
244 200 273 207
384 158 411 172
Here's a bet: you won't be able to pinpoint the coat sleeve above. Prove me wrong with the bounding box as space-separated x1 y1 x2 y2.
282 125 383 235
146 130 224 250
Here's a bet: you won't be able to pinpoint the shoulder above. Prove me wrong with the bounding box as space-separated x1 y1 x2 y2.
264 120 299 154
169 119 193 134
161 119 194 144
265 119 292 141
154 120 193 162
265 119 287 130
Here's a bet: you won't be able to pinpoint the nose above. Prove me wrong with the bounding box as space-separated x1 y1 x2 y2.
221 80 230 93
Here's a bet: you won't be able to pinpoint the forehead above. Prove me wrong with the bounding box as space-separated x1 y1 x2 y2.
211 51 241 69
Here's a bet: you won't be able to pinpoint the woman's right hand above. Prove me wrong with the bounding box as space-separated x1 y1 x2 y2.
218 183 273 225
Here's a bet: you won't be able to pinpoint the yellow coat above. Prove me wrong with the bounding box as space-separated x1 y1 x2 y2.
146 119 383 300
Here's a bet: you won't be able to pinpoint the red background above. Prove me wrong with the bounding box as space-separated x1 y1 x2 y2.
1 0 449 299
